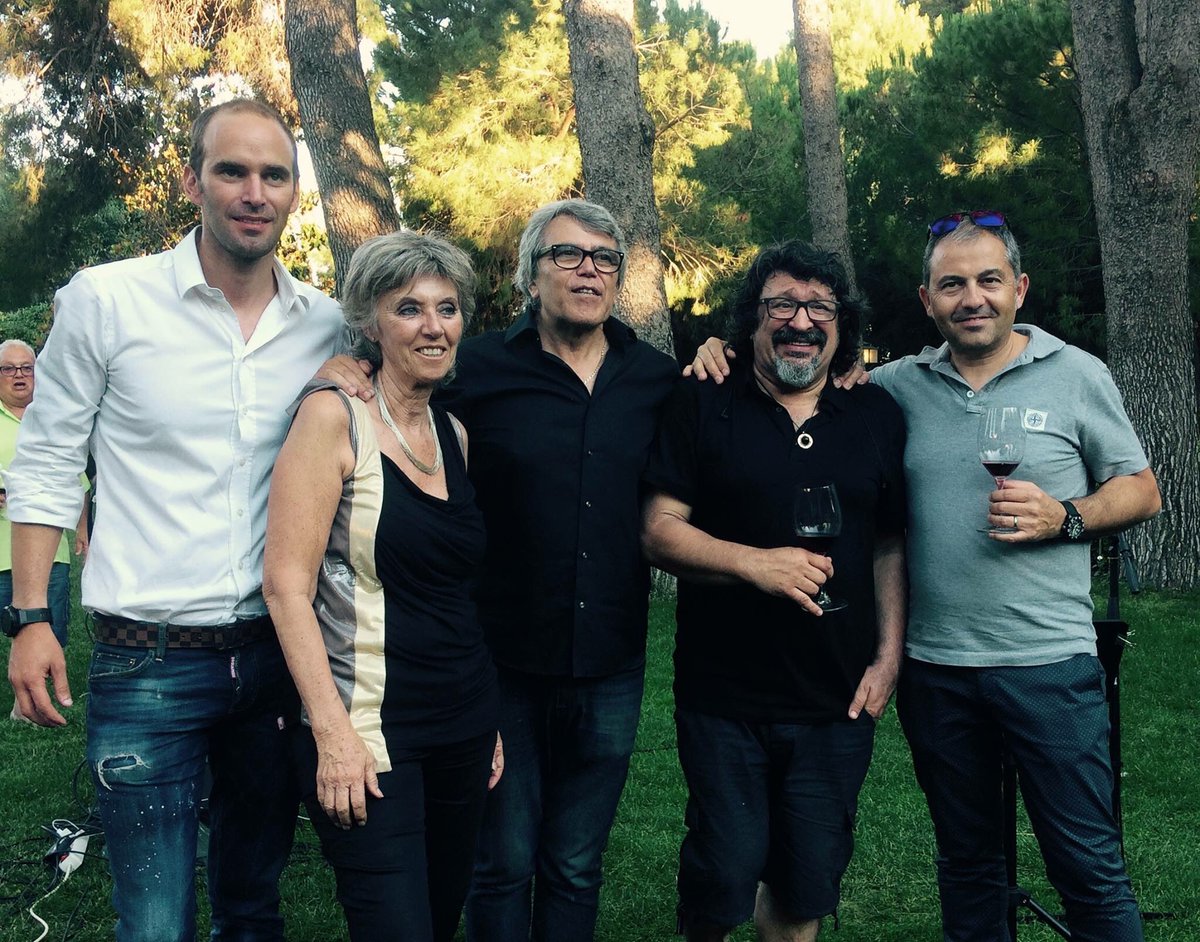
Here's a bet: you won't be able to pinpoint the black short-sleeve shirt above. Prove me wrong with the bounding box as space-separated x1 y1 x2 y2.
437 313 678 678
644 367 907 722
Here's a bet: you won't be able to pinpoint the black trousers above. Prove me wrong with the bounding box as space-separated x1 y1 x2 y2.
295 727 496 942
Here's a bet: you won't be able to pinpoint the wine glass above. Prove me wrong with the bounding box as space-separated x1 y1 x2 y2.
793 483 847 612
977 406 1025 533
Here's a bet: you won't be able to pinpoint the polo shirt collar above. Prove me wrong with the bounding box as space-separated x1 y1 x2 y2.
914 323 1064 379
171 228 307 317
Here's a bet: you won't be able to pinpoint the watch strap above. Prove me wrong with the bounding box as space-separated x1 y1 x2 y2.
2 605 53 638
1059 500 1085 541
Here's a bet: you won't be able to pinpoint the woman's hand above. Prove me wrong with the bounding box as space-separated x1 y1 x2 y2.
488 731 505 790
313 724 384 829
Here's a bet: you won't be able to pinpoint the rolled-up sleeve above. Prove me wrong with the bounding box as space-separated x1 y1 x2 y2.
6 273 108 529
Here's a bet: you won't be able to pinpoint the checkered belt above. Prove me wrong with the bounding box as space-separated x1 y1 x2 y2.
91 613 274 651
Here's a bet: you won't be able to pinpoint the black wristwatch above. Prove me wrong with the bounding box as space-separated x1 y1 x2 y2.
1059 500 1086 542
1 605 53 639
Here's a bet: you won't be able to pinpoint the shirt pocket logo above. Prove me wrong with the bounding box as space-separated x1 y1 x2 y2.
1023 409 1048 432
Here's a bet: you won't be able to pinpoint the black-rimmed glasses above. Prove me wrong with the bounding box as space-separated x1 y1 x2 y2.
0 365 34 377
536 244 624 274
758 297 839 322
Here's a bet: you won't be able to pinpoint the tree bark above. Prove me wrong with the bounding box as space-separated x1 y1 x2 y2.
792 0 857 291
1068 0 1200 588
563 0 672 356
286 0 401 294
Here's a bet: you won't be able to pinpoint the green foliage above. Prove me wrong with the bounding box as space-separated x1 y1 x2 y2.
380 0 757 330
0 303 52 349
0 1 295 310
374 0 538 101
639 1 754 309
831 0 932 92
842 0 1105 358
0 0 156 308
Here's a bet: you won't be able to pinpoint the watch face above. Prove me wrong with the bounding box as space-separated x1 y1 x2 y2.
1 606 16 638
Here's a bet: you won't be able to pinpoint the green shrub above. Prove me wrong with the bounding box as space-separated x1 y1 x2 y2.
0 302 53 349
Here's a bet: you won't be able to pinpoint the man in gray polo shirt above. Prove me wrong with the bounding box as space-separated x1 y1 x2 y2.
692 211 1160 940
868 212 1160 942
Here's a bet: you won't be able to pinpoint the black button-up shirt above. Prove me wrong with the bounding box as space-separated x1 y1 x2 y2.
644 366 907 721
438 313 678 677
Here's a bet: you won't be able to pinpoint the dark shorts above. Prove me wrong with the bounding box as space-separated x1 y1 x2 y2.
675 708 875 930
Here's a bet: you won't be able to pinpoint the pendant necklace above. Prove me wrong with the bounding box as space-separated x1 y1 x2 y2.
374 378 443 475
755 377 818 449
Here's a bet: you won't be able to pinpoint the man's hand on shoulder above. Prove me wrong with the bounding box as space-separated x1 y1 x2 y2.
832 358 870 389
683 337 734 383
315 356 375 401
8 623 72 726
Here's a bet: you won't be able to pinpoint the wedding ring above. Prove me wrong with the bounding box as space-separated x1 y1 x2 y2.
1012 515 1019 529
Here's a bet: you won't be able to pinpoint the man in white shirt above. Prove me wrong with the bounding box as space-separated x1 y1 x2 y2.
4 99 344 941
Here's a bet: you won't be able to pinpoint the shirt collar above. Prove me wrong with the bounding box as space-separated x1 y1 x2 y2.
914 323 1064 373
503 309 639 351
731 360 849 415
0 400 20 424
171 228 307 317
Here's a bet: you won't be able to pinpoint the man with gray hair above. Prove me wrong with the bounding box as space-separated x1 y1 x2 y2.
5 98 344 940
449 200 677 941
0 339 88 684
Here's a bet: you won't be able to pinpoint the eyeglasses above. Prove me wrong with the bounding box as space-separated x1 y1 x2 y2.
758 297 840 322
928 210 1008 238
536 244 624 274
0 365 34 377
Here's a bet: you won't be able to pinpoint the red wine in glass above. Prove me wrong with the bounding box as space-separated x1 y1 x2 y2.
978 406 1025 533
793 483 848 612
982 460 1021 480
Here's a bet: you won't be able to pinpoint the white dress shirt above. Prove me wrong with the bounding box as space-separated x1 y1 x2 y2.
6 229 346 624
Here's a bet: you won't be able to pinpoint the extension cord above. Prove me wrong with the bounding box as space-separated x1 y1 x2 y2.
44 825 90 876
59 832 89 875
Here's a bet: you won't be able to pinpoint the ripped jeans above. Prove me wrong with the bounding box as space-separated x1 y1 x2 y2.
86 637 300 942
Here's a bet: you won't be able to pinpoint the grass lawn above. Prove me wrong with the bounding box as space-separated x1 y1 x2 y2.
1 571 1196 941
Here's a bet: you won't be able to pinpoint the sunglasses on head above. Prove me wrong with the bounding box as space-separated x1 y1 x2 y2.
928 210 1007 238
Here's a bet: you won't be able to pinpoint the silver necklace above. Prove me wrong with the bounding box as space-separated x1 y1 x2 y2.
374 379 443 476
586 340 609 388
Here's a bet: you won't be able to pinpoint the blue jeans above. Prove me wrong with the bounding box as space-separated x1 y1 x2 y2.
465 666 643 942
86 636 300 942
0 561 70 647
898 655 1143 942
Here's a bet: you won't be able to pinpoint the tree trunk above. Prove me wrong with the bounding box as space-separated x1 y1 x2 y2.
563 0 672 356
1068 0 1200 588
792 0 857 291
286 0 401 294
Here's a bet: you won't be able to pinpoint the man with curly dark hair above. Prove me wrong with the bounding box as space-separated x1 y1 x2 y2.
643 240 907 942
